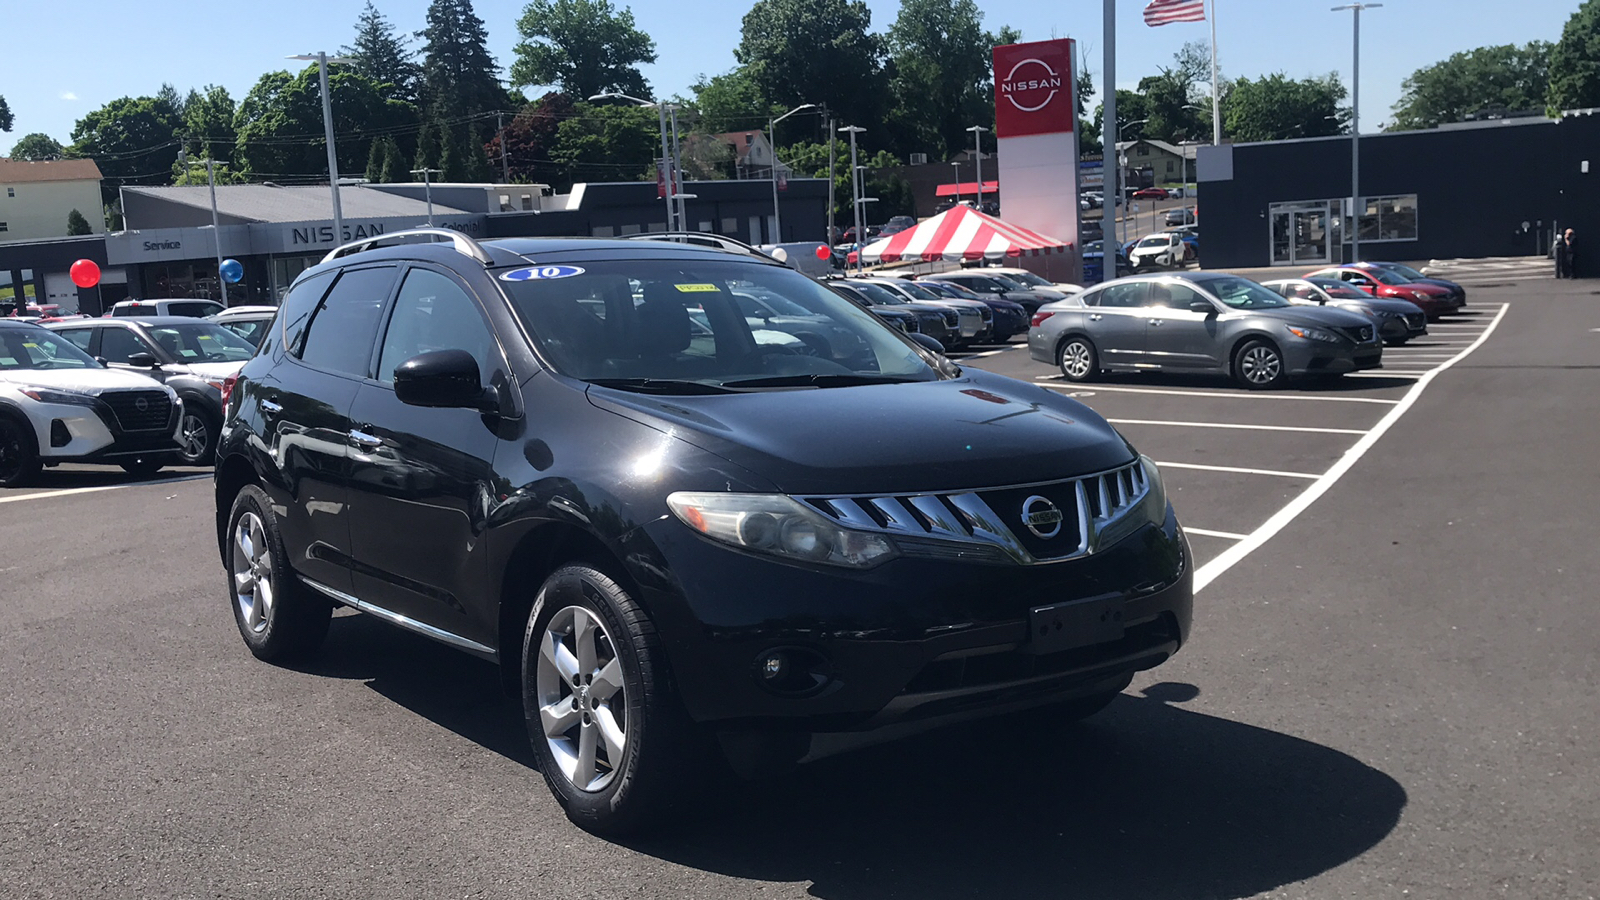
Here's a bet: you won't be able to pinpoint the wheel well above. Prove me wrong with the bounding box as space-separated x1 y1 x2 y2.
495 523 639 698
213 455 259 562
1228 332 1279 373
1055 331 1095 361
0 403 38 446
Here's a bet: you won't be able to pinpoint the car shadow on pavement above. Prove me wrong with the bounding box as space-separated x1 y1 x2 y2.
1077 371 1420 394
625 682 1407 900
7 466 210 491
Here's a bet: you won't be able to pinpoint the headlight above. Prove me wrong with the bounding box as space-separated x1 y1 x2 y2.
1286 325 1340 343
18 386 97 406
666 492 898 569
1138 455 1169 525
1410 290 1433 301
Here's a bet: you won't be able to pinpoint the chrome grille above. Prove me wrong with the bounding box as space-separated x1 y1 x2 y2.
100 390 172 432
804 460 1151 566
1405 313 1426 328
1337 325 1375 343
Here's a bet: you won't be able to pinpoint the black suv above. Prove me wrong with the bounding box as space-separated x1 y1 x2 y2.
214 229 1194 835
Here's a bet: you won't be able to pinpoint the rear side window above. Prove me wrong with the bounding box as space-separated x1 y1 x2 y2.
278 270 339 358
58 329 95 353
114 305 156 317
167 301 224 318
99 327 156 364
296 266 397 378
1097 282 1148 308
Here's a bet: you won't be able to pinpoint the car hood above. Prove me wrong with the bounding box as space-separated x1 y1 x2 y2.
181 361 247 381
1251 305 1373 329
1410 277 1461 293
585 369 1136 495
1346 297 1423 315
0 366 166 393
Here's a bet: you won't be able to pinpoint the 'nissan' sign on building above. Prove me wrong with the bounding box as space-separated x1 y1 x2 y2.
992 38 1080 281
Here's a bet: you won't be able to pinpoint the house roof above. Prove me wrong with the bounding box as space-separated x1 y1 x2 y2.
714 131 766 163
122 184 470 223
0 158 104 184
1116 139 1187 157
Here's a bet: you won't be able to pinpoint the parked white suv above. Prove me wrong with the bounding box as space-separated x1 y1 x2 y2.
0 321 183 486
109 298 225 318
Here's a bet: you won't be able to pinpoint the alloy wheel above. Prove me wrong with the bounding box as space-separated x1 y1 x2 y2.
535 606 628 793
179 413 209 462
231 512 275 634
1062 341 1093 379
1240 345 1282 384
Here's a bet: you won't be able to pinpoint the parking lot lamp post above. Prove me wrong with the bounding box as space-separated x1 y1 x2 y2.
1332 3 1381 264
590 92 676 231
410 168 442 225
950 162 961 206
768 104 816 243
178 149 228 306
1117 118 1150 247
289 53 354 246
839 125 866 270
967 126 989 211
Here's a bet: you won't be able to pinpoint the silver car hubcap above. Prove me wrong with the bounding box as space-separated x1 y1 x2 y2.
536 606 627 793
1063 342 1092 378
1241 346 1282 384
180 414 208 460
232 512 274 634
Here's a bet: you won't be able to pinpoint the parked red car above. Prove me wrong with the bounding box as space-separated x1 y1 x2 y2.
1303 265 1463 320
1131 187 1170 200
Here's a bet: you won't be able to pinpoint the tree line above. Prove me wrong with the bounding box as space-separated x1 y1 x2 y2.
5 0 1600 224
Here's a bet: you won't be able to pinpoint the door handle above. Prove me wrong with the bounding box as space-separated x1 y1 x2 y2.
1089 314 1103 321
260 399 283 413
1149 319 1164 326
348 429 383 448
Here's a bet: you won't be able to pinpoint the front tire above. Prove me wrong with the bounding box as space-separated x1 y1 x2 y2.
522 564 696 836
177 408 220 466
225 484 331 661
1058 336 1099 382
0 416 42 488
1234 339 1286 390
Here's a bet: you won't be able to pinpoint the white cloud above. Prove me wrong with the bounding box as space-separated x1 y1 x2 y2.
60 91 78 101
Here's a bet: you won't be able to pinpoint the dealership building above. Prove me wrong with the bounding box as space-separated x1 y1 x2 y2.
1196 112 1600 273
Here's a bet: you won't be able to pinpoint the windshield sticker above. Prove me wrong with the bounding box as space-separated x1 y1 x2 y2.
675 284 721 293
197 334 212 340
180 350 198 358
500 265 586 282
22 343 38 348
0 358 16 366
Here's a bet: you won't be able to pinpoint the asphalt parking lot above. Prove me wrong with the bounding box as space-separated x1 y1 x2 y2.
2 277 1597 898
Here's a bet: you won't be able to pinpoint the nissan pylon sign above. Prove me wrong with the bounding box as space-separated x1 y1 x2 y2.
993 39 1075 138
990 37 1080 285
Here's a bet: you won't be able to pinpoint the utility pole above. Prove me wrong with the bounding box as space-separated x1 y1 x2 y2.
967 126 989 212
180 148 228 306
669 104 687 230
769 104 816 245
289 52 353 244
1333 3 1380 263
410 167 442 225
826 113 836 245
839 125 866 273
498 112 510 183
1102 0 1119 257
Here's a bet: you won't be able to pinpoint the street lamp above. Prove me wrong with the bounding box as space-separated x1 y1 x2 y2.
1333 3 1381 263
1113 118 1150 247
838 125 867 271
409 167 442 225
177 149 228 305
590 92 679 231
967 125 989 212
950 161 962 206
769 103 816 243
288 53 354 246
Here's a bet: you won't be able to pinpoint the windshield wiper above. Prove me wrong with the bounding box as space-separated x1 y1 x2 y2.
718 373 925 389
584 378 736 395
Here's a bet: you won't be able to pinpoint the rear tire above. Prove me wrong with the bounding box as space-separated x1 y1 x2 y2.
225 484 332 662
0 416 42 488
1233 339 1286 390
176 408 220 466
1057 336 1098 382
522 564 698 836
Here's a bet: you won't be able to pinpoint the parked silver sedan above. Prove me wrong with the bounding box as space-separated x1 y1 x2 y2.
1028 272 1383 389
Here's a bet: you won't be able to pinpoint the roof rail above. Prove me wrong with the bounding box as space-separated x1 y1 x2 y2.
320 227 493 266
622 231 769 258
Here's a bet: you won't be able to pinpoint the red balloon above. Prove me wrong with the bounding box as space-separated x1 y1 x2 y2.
70 259 101 289
814 244 830 260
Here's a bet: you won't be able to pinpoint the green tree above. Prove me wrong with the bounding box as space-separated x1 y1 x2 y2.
345 1 422 103
689 70 776 133
9 133 64 160
66 209 92 236
171 158 246 186
550 101 658 182
1222 73 1347 143
464 122 493 181
233 65 417 178
0 95 12 132
1093 89 1151 142
884 0 1017 159
182 85 236 158
414 119 441 171
379 137 406 183
486 91 576 184
70 95 184 203
438 119 465 180
1392 43 1551 130
366 137 388 182
511 0 657 101
419 0 510 117
1548 0 1600 114
734 0 884 130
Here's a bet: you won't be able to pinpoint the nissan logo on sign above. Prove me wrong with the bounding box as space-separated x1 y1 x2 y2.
992 39 1076 138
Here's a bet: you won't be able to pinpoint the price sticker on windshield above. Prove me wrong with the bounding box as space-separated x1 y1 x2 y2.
674 284 721 293
500 265 586 282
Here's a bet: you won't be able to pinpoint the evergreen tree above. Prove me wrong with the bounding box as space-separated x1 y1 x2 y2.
366 138 387 182
414 119 441 172
345 1 422 103
66 209 93 236
438 121 465 181
380 137 405 183
419 0 510 118
463 122 493 181
0 95 12 133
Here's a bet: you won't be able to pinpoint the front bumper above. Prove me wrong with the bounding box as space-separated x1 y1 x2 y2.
33 397 183 464
1285 340 1383 375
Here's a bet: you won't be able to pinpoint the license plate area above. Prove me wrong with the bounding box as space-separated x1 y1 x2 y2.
1028 595 1127 654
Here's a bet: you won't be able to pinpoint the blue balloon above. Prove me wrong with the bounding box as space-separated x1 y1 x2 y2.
220 259 244 284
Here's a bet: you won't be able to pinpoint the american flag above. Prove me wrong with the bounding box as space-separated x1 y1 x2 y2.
1144 0 1206 26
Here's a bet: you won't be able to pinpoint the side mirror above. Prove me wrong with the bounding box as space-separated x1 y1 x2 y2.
126 352 160 368
394 349 493 411
909 332 946 355
1188 299 1215 314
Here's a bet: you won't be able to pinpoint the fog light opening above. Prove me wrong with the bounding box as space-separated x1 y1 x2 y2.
752 647 832 697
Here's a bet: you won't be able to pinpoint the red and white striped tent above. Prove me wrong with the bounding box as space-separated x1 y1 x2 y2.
851 205 1070 265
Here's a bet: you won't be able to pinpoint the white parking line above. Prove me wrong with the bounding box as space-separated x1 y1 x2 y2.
1183 527 1249 541
1154 460 1320 479
1036 382 1400 404
0 474 208 505
1106 418 1367 435
1194 302 1509 592
959 346 1019 359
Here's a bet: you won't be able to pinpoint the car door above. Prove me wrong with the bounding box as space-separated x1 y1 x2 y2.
1085 281 1149 365
258 264 398 594
344 265 511 643
1144 281 1222 369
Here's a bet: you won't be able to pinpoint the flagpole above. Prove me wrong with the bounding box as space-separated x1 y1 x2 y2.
1209 0 1221 144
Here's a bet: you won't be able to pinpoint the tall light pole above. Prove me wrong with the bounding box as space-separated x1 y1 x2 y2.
410 167 442 225
1114 118 1150 248
1333 3 1380 263
289 53 353 245
839 126 866 272
967 125 989 212
950 162 962 207
1103 0 1117 265
178 149 227 305
825 110 836 244
769 103 816 243
590 92 677 231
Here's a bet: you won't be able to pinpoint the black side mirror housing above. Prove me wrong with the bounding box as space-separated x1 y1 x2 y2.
126 352 160 368
1188 299 1215 314
909 332 946 355
394 349 493 411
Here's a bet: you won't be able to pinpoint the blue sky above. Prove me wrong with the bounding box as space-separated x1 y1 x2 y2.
3 0 1582 153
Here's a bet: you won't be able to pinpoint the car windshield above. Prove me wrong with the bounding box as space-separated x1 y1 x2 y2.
501 259 943 391
0 327 101 370
1084 241 1104 254
996 271 1051 288
1201 276 1290 309
844 281 909 305
1311 281 1372 299
1376 263 1425 280
146 323 258 362
1137 236 1172 248
886 281 945 302
1356 267 1407 285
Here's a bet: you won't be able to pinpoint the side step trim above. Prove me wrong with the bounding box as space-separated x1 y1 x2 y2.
301 577 498 662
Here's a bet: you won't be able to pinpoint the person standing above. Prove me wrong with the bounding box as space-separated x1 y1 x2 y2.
1555 228 1576 278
